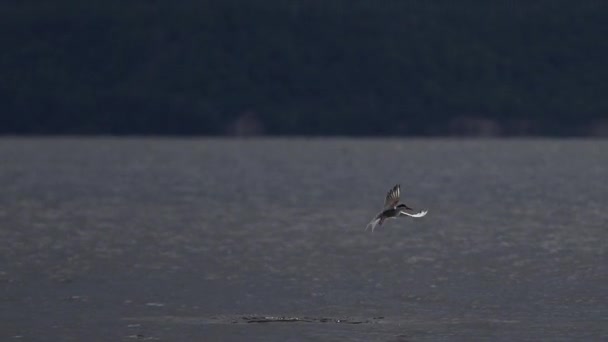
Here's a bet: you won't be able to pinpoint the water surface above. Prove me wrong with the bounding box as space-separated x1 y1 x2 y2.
1 138 606 341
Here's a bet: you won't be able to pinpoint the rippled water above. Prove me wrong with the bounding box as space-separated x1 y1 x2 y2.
1 138 606 341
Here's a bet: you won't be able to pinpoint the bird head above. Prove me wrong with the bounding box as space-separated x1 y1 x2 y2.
397 203 413 210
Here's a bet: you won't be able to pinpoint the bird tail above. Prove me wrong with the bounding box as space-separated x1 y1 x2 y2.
365 217 381 232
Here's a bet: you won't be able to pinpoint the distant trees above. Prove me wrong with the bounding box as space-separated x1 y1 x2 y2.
1 0 607 136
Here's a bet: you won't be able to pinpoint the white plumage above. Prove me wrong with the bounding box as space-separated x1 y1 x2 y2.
365 184 428 232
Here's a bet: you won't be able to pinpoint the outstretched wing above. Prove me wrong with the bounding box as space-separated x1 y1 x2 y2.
383 184 400 209
399 210 428 218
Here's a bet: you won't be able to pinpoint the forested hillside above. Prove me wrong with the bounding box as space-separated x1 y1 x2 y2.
1 1 607 136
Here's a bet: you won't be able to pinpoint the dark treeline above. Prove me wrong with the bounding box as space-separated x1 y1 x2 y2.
1 0 608 136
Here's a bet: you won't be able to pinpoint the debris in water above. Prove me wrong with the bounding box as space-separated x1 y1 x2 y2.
241 316 369 324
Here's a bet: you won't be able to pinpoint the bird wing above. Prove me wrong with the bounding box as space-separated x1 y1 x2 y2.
383 184 401 209
399 210 428 218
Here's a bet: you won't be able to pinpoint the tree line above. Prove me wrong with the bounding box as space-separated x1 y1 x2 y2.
1 0 607 136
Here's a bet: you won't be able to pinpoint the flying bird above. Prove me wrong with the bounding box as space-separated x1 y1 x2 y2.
365 184 428 232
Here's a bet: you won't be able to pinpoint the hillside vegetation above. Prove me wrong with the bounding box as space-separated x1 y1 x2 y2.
2 0 607 136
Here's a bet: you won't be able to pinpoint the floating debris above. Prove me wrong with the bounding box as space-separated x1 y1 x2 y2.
243 316 303 323
123 314 382 325
241 316 371 324
126 334 145 339
125 334 159 341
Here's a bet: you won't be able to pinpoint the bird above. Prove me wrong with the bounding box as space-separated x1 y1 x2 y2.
365 184 428 232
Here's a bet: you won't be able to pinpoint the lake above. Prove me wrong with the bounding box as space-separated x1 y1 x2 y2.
1 138 606 341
